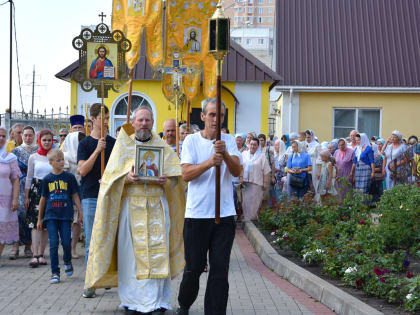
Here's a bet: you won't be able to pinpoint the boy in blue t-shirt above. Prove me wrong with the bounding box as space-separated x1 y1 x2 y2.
37 149 82 284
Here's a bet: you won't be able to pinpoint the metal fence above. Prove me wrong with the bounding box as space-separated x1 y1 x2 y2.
0 109 71 135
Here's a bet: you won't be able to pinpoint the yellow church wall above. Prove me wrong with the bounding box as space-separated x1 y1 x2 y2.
70 81 78 114
299 92 420 141
260 82 270 135
70 79 239 134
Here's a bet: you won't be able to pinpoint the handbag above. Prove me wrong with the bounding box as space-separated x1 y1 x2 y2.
289 154 306 189
374 172 385 181
290 174 306 188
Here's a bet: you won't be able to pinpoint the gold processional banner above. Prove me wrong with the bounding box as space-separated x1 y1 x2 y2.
163 1 217 101
112 0 163 70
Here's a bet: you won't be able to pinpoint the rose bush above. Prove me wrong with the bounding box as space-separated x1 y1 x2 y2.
259 184 420 312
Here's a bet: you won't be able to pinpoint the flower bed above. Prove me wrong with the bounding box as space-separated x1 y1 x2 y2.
259 184 420 312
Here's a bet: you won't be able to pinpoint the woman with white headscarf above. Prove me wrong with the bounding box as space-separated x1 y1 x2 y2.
381 130 409 189
305 130 322 198
350 133 375 194
239 137 271 220
9 126 37 259
286 140 312 199
0 126 21 259
235 133 246 153
62 131 85 259
272 139 287 201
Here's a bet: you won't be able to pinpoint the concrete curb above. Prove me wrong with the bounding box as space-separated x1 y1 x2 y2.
242 221 384 315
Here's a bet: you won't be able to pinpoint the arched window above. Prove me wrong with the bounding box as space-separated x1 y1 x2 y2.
114 95 152 115
111 93 156 136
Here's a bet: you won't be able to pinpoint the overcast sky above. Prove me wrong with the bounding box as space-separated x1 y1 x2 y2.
0 0 113 115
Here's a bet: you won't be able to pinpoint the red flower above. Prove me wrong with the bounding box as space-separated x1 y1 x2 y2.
359 219 365 225
406 271 414 278
374 266 383 276
380 277 386 283
355 280 362 288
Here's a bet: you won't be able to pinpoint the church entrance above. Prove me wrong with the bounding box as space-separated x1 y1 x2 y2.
110 92 157 136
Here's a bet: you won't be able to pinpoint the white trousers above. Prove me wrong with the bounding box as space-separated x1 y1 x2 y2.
118 196 171 313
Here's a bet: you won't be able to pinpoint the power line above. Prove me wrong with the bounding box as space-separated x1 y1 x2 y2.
0 1 9 6
12 2 24 112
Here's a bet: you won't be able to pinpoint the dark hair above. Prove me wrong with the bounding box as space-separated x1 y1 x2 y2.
355 134 361 138
23 126 35 134
116 126 122 132
98 46 107 55
305 130 312 136
338 138 346 145
88 119 93 124
281 135 287 142
221 128 230 134
408 135 418 142
39 130 54 140
159 132 164 138
90 103 109 118
257 134 266 141
250 137 260 146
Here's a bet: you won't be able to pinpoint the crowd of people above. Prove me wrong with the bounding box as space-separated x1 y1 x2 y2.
0 110 105 280
0 99 419 314
232 129 419 221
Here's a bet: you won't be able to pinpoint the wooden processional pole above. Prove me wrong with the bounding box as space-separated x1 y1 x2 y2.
176 96 180 156
126 70 134 124
209 1 230 224
186 100 191 134
100 81 105 176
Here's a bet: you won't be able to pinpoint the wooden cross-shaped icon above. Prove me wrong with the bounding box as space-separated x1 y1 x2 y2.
99 12 106 23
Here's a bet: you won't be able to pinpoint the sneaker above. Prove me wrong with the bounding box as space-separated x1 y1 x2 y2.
175 307 189 315
64 263 73 276
83 288 96 298
8 248 19 260
50 274 60 284
24 247 33 258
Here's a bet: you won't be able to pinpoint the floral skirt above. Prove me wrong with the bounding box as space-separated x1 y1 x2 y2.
25 178 43 229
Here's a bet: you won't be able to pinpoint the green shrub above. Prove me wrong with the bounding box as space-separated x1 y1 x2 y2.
376 185 420 251
259 184 420 312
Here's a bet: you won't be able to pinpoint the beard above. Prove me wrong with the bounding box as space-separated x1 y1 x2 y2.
135 129 152 141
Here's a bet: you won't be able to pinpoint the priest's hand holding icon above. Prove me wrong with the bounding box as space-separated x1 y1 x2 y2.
126 166 140 183
157 176 167 186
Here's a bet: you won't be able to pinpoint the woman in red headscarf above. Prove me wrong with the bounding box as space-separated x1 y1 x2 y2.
24 130 53 268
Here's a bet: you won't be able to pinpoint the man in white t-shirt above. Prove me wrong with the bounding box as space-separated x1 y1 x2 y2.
176 98 242 315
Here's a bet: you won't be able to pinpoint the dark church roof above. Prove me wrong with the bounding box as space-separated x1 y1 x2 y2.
56 39 281 86
275 0 420 87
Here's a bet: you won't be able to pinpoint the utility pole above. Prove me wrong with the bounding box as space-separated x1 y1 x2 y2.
9 0 13 118
31 65 35 115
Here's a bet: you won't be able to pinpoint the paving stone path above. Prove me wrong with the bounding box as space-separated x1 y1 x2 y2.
0 229 335 315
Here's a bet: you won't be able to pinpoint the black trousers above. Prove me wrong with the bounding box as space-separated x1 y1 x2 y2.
178 216 236 315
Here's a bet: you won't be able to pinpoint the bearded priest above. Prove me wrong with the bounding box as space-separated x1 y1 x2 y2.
84 106 186 315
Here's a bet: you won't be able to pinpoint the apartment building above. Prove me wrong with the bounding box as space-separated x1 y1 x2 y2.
224 0 275 68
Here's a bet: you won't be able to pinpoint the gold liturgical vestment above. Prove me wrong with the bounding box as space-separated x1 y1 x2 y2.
85 124 185 289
